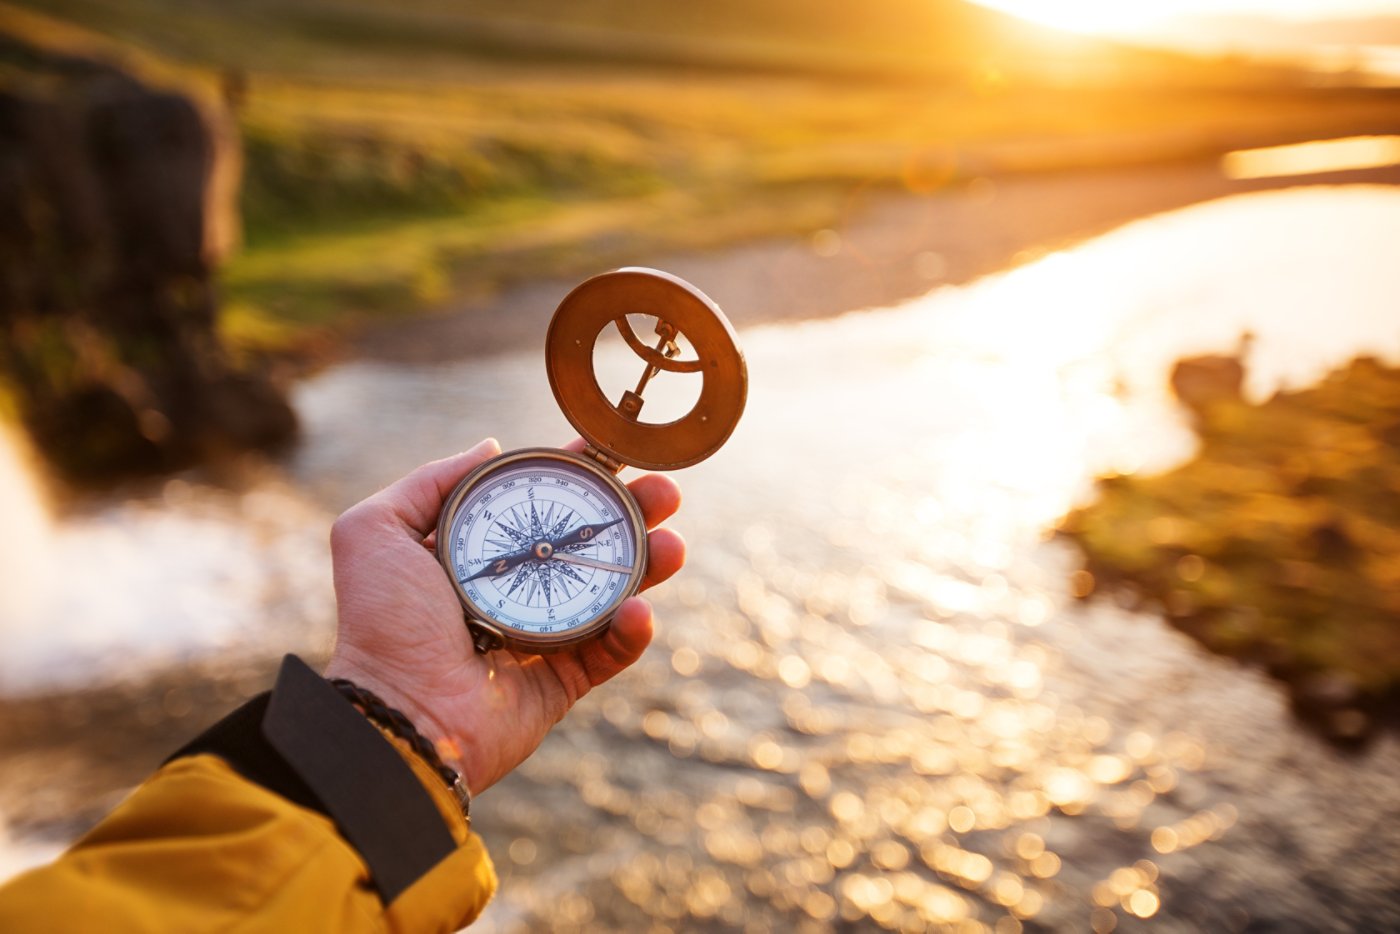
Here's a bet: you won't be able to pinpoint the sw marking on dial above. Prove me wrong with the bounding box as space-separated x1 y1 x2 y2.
446 457 641 637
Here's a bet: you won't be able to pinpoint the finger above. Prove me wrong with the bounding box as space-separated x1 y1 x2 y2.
363 438 501 537
641 528 685 591
579 596 654 686
627 474 682 530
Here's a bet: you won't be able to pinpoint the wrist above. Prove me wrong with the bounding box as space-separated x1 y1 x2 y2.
372 727 475 842
329 678 472 824
322 652 471 786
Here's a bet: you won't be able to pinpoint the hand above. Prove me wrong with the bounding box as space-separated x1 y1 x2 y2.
323 438 685 796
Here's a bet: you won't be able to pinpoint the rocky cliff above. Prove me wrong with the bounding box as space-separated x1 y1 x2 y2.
0 33 295 484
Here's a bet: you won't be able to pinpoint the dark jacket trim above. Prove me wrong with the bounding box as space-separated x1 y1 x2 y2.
168 655 457 903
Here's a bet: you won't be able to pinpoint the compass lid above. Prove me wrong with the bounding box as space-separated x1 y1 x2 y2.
545 267 747 472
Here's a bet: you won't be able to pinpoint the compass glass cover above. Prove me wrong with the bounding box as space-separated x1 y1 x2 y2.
444 455 642 639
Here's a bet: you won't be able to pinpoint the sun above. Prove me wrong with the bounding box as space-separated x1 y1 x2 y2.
973 1 1168 35
972 0 1400 37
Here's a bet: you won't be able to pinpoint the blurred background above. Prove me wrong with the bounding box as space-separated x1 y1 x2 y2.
2 1 1400 930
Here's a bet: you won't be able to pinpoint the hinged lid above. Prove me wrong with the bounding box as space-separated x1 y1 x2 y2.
545 267 747 472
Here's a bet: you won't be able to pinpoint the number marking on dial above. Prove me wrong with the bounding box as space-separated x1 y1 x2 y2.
447 457 641 637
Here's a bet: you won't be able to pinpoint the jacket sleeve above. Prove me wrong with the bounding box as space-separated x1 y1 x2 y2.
0 657 497 933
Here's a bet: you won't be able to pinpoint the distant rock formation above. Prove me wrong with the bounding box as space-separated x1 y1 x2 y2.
0 33 295 484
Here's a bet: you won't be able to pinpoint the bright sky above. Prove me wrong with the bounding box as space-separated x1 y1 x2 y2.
974 0 1400 35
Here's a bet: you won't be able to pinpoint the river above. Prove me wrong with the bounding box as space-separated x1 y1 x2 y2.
2 184 1399 931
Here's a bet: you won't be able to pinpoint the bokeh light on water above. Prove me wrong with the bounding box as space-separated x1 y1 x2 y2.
3 186 1400 929
297 186 1400 932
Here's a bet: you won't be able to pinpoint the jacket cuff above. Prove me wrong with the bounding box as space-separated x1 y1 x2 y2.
369 728 471 845
169 654 460 904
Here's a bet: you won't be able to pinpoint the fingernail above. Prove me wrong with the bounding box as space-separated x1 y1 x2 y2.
467 437 501 457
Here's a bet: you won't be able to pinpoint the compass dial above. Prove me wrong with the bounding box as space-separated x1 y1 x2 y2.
439 450 647 650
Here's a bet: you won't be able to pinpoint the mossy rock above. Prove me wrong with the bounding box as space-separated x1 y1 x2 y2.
1061 356 1400 745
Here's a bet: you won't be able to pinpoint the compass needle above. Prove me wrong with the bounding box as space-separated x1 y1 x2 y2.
552 553 634 575
552 516 625 551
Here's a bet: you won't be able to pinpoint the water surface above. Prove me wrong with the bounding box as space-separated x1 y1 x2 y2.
3 185 1400 930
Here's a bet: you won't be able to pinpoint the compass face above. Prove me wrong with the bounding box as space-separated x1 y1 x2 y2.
439 450 646 649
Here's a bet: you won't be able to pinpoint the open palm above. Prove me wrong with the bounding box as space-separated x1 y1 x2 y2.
323 438 685 795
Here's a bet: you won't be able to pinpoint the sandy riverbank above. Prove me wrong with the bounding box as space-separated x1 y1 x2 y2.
352 158 1400 364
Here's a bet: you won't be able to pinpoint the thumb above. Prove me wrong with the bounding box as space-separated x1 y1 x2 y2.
363 438 502 537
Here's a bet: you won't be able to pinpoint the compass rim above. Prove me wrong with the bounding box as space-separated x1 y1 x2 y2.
436 447 648 653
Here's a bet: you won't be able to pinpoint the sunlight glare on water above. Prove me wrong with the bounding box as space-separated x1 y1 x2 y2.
0 463 334 693
1223 136 1400 180
0 424 53 627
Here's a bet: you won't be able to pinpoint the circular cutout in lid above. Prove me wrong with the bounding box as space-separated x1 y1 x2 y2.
545 267 747 472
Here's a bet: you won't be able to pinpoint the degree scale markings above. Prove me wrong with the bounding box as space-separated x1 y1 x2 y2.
448 458 638 634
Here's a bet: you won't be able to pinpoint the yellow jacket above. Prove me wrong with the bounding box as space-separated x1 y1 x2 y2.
0 658 497 932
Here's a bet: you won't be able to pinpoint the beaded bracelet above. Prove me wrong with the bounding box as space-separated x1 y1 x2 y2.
330 679 471 821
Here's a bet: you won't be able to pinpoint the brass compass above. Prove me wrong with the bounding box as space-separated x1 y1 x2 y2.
435 268 747 654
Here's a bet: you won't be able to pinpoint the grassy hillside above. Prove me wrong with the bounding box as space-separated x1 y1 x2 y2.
7 0 1398 359
9 0 1171 81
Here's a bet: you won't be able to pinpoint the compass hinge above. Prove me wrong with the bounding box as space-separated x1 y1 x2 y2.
467 618 506 654
581 443 626 474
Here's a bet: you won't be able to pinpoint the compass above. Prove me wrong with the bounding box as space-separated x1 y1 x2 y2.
436 267 747 654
